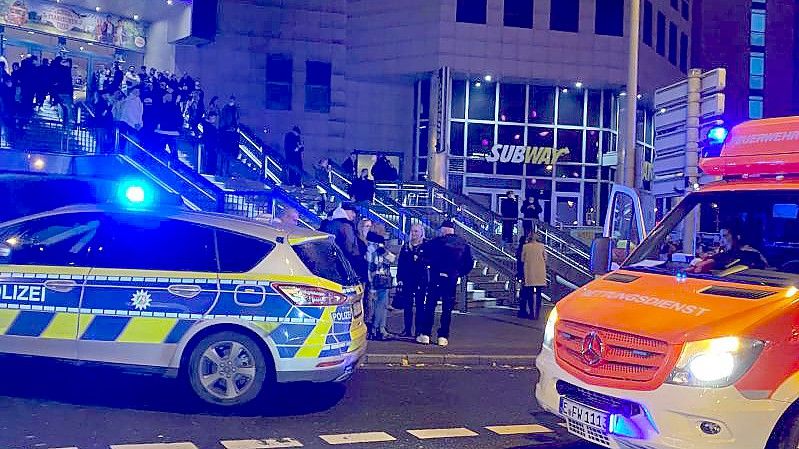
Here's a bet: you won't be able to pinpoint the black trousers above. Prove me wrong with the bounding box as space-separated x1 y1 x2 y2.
402 281 426 336
286 162 303 186
421 274 458 339
520 286 543 319
502 218 516 242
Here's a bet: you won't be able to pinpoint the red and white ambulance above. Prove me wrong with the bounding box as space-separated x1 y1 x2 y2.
535 116 799 448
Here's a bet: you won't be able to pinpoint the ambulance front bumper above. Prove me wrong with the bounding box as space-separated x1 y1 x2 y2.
535 347 789 449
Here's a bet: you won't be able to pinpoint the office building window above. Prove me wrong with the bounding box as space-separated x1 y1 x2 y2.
266 54 292 110
656 12 666 56
681 0 689 19
670 0 678 10
550 0 579 32
751 9 766 46
668 23 678 65
457 0 487 24
750 52 765 89
749 96 764 118
504 0 533 28
595 0 624 36
679 33 688 73
305 61 332 113
752 0 766 5
643 1 653 46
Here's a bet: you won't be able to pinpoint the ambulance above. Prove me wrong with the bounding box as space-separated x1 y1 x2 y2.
0 197 366 407
535 116 799 448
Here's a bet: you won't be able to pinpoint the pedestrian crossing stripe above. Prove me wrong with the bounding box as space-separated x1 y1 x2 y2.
485 424 554 435
406 427 479 439
110 444 198 449
221 438 303 448
318 432 396 445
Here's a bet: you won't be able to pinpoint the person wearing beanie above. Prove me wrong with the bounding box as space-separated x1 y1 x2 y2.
416 219 474 347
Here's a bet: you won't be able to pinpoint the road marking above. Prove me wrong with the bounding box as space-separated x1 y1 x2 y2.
221 438 303 448
111 444 198 449
485 424 554 435
319 432 396 445
407 428 479 439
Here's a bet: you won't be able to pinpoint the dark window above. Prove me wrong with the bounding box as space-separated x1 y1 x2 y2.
557 88 584 126
550 0 579 32
216 230 275 273
497 125 525 175
93 217 217 272
681 0 689 20
504 0 533 28
656 12 666 56
556 129 583 163
529 86 556 124
266 54 292 110
679 32 688 73
643 1 653 47
499 83 526 123
670 0 678 10
305 61 331 113
293 239 359 285
668 23 678 65
451 79 467 119
457 0 487 24
595 0 624 36
468 81 497 120
450 121 465 156
587 90 601 127
0 213 101 267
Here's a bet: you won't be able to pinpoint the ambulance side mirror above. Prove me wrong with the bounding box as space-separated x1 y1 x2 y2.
590 237 612 276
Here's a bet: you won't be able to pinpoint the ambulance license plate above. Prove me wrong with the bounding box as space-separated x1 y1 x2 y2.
559 397 608 431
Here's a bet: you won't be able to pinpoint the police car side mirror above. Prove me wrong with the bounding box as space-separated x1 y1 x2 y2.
590 237 612 276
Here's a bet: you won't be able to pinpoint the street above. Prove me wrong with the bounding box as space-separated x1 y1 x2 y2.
0 357 595 449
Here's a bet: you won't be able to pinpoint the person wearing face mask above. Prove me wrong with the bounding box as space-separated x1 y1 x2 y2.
396 223 428 338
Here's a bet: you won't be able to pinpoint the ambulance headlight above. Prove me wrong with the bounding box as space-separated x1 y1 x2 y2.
667 337 764 387
543 308 558 350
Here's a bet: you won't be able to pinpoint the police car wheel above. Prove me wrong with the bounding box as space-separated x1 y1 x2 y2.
187 332 269 406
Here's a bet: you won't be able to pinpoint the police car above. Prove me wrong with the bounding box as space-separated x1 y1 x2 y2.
0 202 366 406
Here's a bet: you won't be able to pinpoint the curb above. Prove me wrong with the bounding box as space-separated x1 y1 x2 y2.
363 353 537 367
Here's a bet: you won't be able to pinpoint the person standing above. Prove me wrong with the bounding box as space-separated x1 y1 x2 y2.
284 126 304 187
218 96 240 178
349 169 375 206
396 223 427 338
119 87 144 135
500 191 519 244
201 110 219 175
520 232 547 320
341 151 358 179
154 91 183 165
366 225 396 341
417 220 474 347
521 195 543 240
327 203 362 278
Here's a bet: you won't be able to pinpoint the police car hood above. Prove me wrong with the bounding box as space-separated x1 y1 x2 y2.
557 270 794 344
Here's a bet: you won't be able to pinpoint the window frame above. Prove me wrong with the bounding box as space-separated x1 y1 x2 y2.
457 0 488 24
656 12 666 56
595 0 624 37
266 54 293 111
550 0 580 33
504 0 534 28
304 60 332 113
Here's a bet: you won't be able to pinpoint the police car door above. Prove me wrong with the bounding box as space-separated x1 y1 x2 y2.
78 214 219 367
0 212 101 359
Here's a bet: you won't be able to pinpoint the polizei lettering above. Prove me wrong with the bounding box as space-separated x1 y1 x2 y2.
581 289 710 317
0 284 46 302
485 144 570 165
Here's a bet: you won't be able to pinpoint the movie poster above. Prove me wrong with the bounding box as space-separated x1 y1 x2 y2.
0 0 147 51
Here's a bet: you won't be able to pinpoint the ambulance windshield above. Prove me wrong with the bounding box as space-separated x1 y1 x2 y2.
624 190 799 287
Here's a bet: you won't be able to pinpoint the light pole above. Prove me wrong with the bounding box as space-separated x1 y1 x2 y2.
618 0 641 187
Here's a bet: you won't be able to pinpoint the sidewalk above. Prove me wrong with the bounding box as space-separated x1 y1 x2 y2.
362 305 551 367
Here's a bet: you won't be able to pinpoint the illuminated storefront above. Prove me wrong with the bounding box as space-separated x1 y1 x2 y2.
414 77 655 228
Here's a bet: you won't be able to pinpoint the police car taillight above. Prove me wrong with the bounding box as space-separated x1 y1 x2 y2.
273 284 348 306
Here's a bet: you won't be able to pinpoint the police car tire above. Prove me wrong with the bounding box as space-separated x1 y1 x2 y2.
187 331 269 407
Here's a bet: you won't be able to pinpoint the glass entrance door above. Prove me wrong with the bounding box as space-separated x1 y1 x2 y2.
554 193 581 227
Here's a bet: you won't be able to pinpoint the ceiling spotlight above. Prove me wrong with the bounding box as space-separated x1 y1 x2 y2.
619 91 627 97
659 107 667 114
474 81 482 88
133 14 140 21
575 82 583 88
561 88 569 94
95 6 101 12
637 94 643 99
167 0 174 5
484 75 492 82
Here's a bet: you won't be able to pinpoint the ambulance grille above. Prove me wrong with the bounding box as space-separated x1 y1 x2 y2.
604 273 640 284
555 320 670 383
700 286 775 300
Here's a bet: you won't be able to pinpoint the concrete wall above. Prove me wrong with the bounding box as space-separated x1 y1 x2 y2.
144 20 176 72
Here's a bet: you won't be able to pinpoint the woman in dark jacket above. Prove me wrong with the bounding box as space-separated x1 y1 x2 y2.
396 223 427 337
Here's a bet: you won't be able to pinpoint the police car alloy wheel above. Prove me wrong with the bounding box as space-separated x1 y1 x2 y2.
187 332 269 406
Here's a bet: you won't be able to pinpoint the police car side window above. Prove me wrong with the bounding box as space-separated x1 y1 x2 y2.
0 213 102 267
93 216 217 272
216 230 275 273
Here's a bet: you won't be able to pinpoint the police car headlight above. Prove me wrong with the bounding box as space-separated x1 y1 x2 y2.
543 308 558 350
666 337 764 388
273 283 348 306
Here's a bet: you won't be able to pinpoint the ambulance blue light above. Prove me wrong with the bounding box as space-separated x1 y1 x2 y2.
707 126 728 144
118 180 154 208
126 186 145 203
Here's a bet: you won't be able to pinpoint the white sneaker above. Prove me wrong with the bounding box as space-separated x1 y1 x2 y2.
416 334 430 345
437 337 449 347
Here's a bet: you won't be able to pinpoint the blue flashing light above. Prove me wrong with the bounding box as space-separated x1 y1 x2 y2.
609 414 645 439
707 126 729 144
117 180 154 209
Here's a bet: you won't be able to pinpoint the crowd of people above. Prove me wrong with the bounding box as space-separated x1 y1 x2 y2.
499 190 544 244
84 62 242 175
320 203 474 346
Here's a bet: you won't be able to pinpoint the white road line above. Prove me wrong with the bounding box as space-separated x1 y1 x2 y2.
221 438 303 449
485 424 554 435
407 428 479 439
110 444 198 449
318 432 396 445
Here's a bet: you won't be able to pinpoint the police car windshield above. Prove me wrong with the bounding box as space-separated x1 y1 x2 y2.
293 238 360 286
624 190 799 288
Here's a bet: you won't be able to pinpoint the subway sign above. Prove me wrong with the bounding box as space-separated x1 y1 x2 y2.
485 144 570 165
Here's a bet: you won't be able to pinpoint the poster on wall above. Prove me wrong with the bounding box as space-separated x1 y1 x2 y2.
0 0 147 51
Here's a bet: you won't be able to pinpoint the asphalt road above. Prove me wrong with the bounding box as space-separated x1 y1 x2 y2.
0 357 597 449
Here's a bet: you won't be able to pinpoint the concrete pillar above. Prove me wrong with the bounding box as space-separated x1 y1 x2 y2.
681 68 702 254
427 67 450 187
